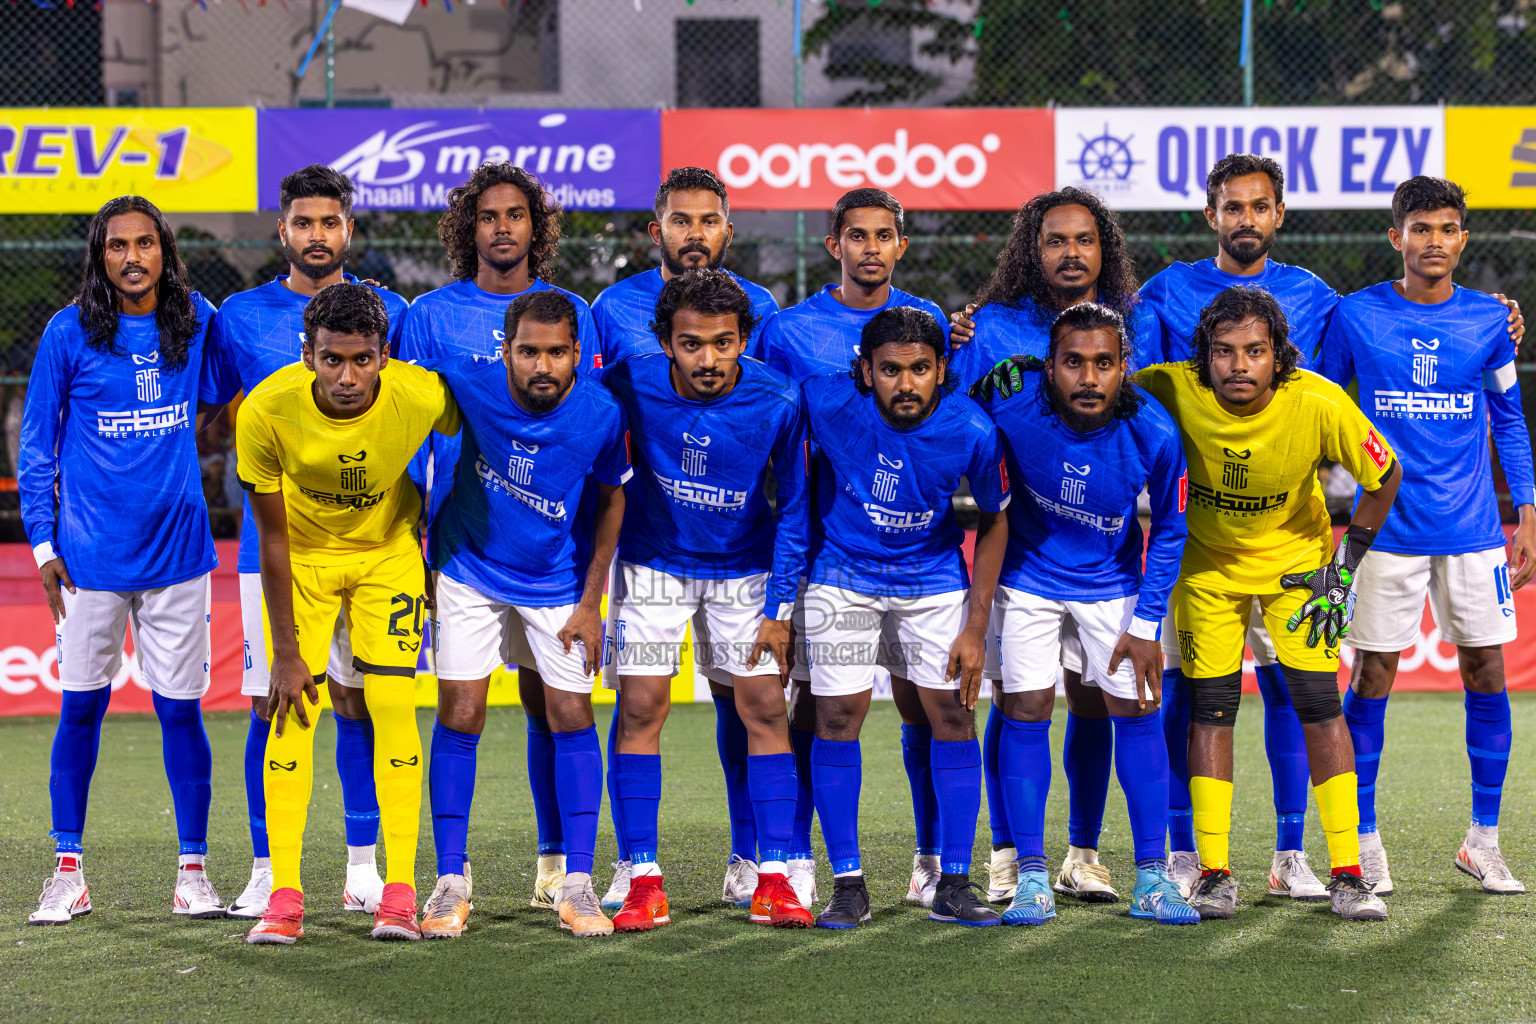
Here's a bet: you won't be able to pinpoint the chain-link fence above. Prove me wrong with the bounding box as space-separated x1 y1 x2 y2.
4 0 1536 534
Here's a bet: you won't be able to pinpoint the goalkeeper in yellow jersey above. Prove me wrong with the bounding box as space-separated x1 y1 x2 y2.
238 282 461 944
1136 286 1401 922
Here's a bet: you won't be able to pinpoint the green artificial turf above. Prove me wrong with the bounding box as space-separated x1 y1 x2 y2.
2 693 1534 1023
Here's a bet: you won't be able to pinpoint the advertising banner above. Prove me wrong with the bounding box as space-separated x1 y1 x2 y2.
1055 106 1445 210
660 108 1054 210
0 108 256 213
1444 107 1536 209
257 108 660 212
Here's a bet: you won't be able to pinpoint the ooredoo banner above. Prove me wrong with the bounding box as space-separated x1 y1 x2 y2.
1055 106 1445 210
660 108 1054 210
257 108 660 211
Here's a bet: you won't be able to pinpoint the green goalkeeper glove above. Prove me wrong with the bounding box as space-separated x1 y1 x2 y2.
966 355 1045 402
1280 524 1376 648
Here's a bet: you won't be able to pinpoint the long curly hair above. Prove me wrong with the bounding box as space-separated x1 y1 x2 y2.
850 305 957 397
973 186 1140 337
1191 286 1300 391
75 195 201 373
437 163 563 283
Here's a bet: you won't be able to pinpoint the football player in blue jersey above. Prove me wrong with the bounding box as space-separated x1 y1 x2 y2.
418 289 630 939
972 302 1198 926
602 269 814 931
22 196 225 924
949 187 1155 905
1321 176 1536 896
399 164 598 910
758 187 950 910
803 306 1011 929
201 165 408 921
591 168 782 911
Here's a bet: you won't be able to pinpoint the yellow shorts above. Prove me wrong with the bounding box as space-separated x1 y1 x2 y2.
1171 578 1340 678
267 542 427 681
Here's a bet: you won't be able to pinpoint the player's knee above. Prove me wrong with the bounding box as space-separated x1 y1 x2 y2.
1189 672 1241 726
1282 667 1342 724
1457 645 1506 694
617 684 670 730
814 696 864 740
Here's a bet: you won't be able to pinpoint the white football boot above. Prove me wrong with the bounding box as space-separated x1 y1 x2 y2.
987 845 1018 904
601 860 633 912
1268 849 1329 902
1358 831 1394 896
904 853 941 908
1054 846 1119 903
1457 824 1526 894
1167 850 1201 900
342 849 385 913
722 855 759 908
787 858 819 907
225 858 273 919
172 856 226 918
29 854 92 926
531 853 567 911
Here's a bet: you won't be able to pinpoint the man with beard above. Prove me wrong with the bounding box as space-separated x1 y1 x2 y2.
950 187 1156 907
755 188 948 912
399 164 596 911
602 270 813 931
23 195 224 925
971 302 1196 927
590 167 781 911
418 290 630 939
200 165 407 920
801 306 1010 930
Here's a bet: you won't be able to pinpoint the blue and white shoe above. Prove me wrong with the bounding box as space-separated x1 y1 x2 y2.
1129 866 1200 926
1001 870 1056 926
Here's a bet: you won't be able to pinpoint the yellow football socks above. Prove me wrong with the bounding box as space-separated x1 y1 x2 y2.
1315 771 1362 873
1190 776 1234 873
264 694 320 893
365 673 423 888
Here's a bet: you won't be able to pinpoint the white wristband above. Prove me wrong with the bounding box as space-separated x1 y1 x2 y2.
1128 616 1161 642
32 541 57 569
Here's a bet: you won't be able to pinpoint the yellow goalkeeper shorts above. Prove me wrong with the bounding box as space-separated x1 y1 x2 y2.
266 541 427 681
1170 578 1341 678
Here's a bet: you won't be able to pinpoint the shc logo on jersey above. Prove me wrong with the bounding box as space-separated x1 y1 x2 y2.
681 432 710 478
135 368 161 403
1412 352 1438 388
1221 460 1248 490
873 468 900 503
473 453 567 520
1060 476 1087 506
340 466 367 491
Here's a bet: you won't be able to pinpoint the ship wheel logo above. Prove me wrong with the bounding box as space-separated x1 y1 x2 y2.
1074 125 1142 182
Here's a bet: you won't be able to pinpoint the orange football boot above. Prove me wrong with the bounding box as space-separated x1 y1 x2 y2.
246 887 304 945
371 882 422 941
612 874 670 932
749 873 814 928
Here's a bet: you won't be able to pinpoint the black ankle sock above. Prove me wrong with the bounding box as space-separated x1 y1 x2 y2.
939 872 969 889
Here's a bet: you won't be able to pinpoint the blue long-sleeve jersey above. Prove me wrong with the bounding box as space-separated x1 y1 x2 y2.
947 297 1161 392
803 374 1011 599
759 284 947 383
979 375 1187 634
199 275 410 574
1318 281 1534 556
591 267 779 369
602 353 809 619
1138 257 1341 366
22 296 219 591
396 278 598 525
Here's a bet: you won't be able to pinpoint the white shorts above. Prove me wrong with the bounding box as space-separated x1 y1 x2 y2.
432 574 592 693
803 584 966 696
988 586 1155 701
605 562 781 683
790 578 906 684
1346 547 1517 651
1160 599 1277 669
984 612 1082 682
238 572 361 697
57 574 211 700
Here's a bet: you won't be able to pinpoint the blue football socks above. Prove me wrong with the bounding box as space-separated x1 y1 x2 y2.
1064 710 1112 851
713 694 757 862
747 752 797 869
1112 711 1170 865
790 728 816 861
900 722 941 856
1254 662 1311 851
615 752 662 868
429 720 480 876
930 737 982 876
811 737 863 875
552 725 603 876
982 702 1011 847
998 716 1051 871
1465 688 1512 827
242 708 269 859
332 710 380 848
1342 687 1388 833
527 713 565 857
1161 668 1196 854
151 692 212 857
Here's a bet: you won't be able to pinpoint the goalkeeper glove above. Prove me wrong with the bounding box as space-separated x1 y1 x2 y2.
966 355 1045 402
1280 524 1376 648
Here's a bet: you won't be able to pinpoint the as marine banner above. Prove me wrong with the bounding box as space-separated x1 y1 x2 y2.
0 108 257 213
